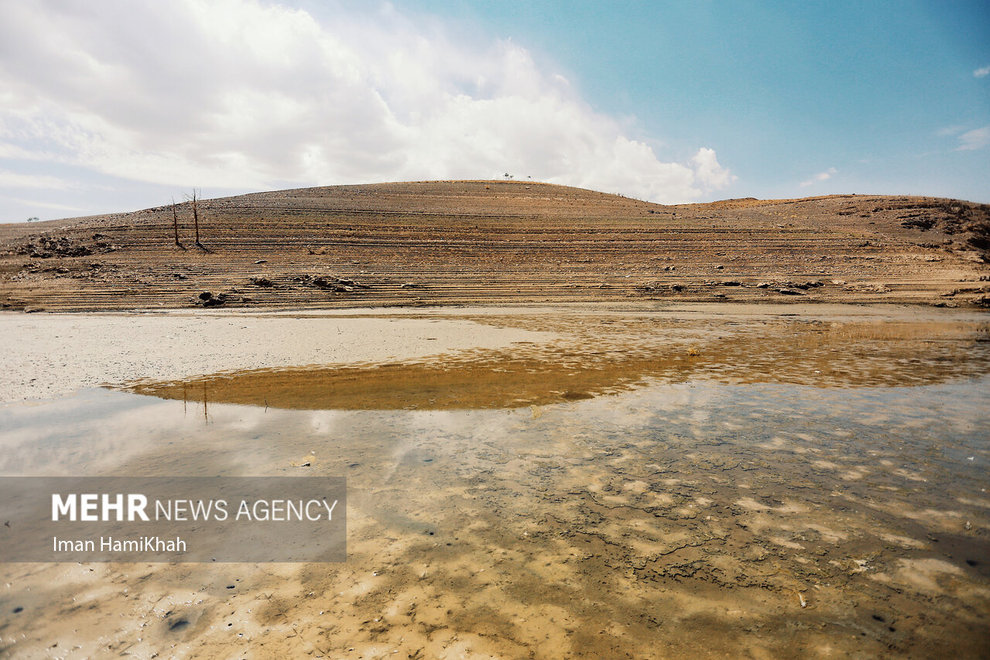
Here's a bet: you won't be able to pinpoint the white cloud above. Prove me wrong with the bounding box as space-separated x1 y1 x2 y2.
0 195 83 212
974 65 990 78
0 0 734 205
799 167 837 187
0 170 76 189
955 126 990 151
691 147 737 189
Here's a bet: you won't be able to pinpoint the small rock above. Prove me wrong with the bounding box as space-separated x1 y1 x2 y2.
199 292 227 307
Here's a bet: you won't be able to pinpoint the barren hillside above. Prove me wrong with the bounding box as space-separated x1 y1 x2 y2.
1 180 987 311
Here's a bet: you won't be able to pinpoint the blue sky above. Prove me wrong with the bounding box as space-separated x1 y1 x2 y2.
0 0 987 222
398 0 990 198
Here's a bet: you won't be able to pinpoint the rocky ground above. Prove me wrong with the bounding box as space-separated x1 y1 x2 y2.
1 180 988 312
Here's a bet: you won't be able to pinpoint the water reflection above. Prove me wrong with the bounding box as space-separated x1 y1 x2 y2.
1 311 989 657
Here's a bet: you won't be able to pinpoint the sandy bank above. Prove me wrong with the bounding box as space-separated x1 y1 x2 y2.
0 311 555 402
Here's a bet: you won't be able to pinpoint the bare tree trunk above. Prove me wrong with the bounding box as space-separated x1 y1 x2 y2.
184 189 209 251
192 190 201 247
172 198 181 247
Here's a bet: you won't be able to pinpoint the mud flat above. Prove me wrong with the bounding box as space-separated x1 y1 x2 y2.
0 310 555 402
0 304 988 658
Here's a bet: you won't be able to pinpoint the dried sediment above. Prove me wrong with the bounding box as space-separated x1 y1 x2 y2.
1 181 987 311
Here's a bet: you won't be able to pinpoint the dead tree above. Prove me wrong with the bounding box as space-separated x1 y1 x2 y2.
185 189 209 251
191 189 201 247
171 197 185 249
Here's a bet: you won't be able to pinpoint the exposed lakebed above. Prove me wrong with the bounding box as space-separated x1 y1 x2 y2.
1 305 988 658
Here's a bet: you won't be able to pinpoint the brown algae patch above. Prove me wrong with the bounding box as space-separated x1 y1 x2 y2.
121 314 990 410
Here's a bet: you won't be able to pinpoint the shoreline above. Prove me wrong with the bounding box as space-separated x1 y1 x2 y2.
0 310 556 403
3 302 987 404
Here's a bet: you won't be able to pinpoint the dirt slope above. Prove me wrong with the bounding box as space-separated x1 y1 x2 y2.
0 180 987 311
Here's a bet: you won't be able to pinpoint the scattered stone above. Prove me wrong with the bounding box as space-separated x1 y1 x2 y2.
756 282 771 288
635 282 684 294
721 280 742 287
302 275 368 292
197 292 227 307
249 276 274 287
777 288 805 295
254 259 267 264
20 236 93 259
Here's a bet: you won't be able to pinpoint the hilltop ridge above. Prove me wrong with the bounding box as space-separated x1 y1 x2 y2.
0 180 987 311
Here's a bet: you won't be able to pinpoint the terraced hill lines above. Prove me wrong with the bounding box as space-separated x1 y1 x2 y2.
1 181 987 311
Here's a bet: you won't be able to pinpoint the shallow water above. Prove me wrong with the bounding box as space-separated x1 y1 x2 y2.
1 309 989 658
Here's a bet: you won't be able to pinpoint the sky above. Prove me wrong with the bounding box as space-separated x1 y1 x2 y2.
0 0 987 222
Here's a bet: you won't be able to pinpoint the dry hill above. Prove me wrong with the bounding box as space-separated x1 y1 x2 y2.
0 180 987 311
